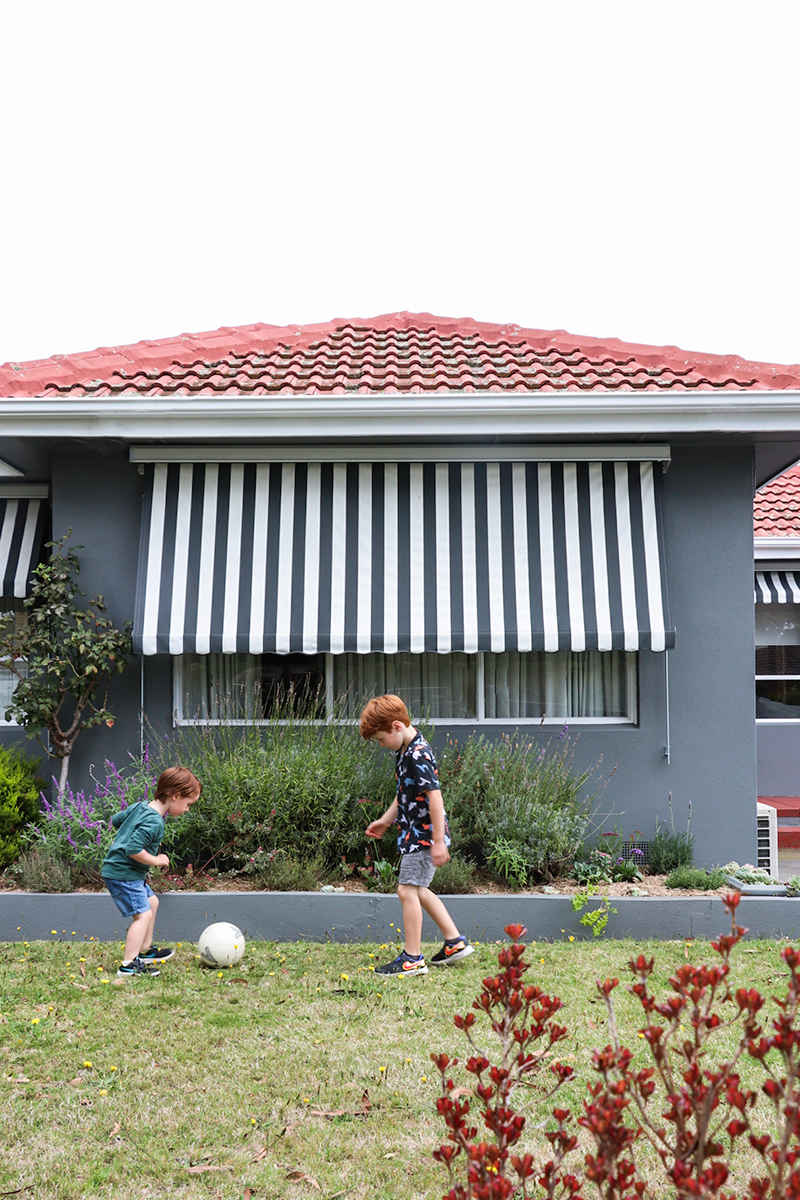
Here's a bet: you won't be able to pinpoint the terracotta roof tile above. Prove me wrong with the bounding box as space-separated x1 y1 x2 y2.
2 312 800 398
755 463 800 536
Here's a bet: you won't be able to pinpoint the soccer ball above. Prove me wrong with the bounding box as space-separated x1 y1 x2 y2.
197 921 246 968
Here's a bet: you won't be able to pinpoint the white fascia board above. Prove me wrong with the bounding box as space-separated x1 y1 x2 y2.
755 537 800 563
129 443 672 464
2 392 800 438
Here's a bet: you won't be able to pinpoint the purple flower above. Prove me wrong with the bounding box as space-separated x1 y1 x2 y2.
558 723 568 740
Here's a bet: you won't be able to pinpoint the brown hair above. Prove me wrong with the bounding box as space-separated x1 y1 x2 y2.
154 766 203 801
359 694 411 740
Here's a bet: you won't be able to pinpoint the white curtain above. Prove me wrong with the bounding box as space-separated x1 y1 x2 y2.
181 653 262 720
483 651 634 719
332 653 477 719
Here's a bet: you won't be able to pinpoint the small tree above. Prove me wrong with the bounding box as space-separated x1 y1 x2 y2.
0 533 132 790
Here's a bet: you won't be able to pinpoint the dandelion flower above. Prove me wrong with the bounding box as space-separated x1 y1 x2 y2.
251 1118 256 1125
98 1089 107 1096
51 930 57 935
31 1018 40 1024
379 1066 385 1073
83 1061 92 1068
340 973 349 981
110 1066 117 1071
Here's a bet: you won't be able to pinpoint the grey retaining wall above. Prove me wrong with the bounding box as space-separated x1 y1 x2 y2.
4 892 800 945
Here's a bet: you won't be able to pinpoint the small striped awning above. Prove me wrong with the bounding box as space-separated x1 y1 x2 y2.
755 571 800 603
133 460 674 656
0 498 47 598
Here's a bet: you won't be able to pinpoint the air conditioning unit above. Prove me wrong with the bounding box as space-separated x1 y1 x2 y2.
757 802 779 878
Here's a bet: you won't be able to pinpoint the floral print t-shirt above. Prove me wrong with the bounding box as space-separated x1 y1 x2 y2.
395 732 451 855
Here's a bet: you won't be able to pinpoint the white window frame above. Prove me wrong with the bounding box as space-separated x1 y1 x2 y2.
172 651 638 726
755 600 800 724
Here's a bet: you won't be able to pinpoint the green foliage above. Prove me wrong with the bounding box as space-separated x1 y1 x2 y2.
252 851 326 892
647 827 694 874
431 855 479 895
137 696 396 873
571 888 618 936
0 534 132 786
0 746 41 868
13 845 72 892
439 728 603 885
359 855 399 893
665 865 727 890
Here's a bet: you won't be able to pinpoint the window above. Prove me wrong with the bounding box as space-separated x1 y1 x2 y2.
0 602 27 722
756 603 800 719
174 650 637 724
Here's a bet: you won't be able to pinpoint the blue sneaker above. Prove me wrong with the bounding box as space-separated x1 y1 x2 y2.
116 956 160 978
375 951 428 977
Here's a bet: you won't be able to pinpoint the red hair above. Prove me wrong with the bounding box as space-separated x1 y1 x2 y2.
359 694 411 739
154 766 203 801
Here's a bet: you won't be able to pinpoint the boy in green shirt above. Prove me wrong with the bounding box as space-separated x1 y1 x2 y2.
102 766 202 977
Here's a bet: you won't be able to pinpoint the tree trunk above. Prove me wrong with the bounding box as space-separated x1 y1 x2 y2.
58 754 70 793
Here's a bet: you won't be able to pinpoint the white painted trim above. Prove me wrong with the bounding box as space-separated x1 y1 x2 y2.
2 392 800 438
755 537 800 562
129 443 673 465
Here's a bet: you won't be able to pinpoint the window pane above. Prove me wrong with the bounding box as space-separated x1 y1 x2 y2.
484 650 635 719
179 653 325 720
332 653 477 719
757 680 800 719
755 604 800 647
756 646 800 675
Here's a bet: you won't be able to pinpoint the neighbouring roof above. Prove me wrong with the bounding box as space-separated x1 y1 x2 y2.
2 312 800 398
755 463 800 536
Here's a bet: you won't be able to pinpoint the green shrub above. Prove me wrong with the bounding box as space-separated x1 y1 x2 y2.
140 698 396 873
664 865 727 890
647 828 694 874
0 747 42 868
432 856 480 894
440 729 602 885
14 845 72 892
253 851 325 892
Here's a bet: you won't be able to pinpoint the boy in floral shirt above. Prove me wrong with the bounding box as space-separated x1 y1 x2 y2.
361 694 473 976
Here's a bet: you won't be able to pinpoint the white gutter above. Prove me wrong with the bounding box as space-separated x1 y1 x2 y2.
755 536 800 563
2 392 800 438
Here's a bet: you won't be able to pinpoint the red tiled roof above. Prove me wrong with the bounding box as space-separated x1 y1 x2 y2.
2 312 800 399
755 462 800 536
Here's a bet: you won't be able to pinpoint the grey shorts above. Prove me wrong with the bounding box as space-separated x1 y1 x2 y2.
398 849 437 888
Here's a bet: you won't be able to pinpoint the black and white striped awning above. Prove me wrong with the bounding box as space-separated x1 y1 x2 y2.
0 497 47 598
755 571 800 603
133 460 674 656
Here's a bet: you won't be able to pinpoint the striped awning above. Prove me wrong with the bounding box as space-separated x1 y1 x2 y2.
133 459 674 656
0 497 47 598
755 571 800 603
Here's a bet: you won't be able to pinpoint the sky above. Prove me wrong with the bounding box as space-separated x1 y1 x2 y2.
2 1 799 369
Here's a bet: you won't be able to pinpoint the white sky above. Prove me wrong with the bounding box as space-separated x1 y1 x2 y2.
2 1 799 368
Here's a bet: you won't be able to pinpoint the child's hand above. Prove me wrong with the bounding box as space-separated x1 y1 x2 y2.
365 820 389 840
431 841 450 867
154 853 170 868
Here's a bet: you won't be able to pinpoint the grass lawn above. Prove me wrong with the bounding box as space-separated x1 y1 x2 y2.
0 928 794 1199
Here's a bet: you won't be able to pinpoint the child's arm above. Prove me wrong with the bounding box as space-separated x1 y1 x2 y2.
366 798 398 840
426 789 450 867
129 849 170 869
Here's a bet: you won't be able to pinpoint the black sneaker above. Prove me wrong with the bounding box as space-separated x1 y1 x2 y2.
139 945 175 963
375 952 429 977
116 957 160 978
430 938 474 966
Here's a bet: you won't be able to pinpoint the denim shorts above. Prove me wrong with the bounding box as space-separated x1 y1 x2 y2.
103 877 155 918
398 849 437 888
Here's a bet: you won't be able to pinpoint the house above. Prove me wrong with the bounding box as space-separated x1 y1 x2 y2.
755 464 800 829
2 311 800 868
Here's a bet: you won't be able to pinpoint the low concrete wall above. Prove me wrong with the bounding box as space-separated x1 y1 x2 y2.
4 891 800 944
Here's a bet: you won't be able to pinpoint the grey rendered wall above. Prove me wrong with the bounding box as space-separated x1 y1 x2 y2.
43 443 758 870
757 725 800 796
49 442 145 791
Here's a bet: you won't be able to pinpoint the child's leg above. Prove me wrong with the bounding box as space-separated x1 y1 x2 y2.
397 884 424 956
122 894 158 962
418 887 460 942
